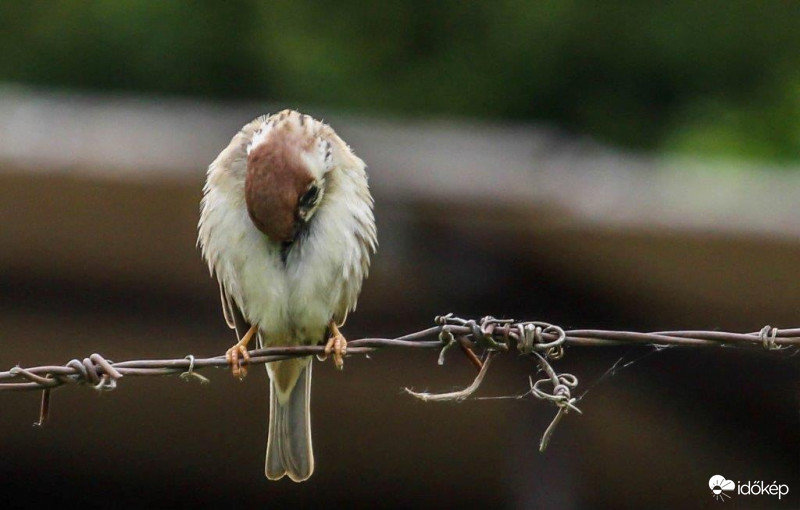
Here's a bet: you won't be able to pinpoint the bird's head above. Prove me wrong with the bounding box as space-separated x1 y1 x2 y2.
244 111 332 243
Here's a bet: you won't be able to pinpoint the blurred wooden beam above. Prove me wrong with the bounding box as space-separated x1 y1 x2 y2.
1 86 798 326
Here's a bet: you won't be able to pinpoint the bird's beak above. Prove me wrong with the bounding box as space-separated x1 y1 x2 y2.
289 217 305 243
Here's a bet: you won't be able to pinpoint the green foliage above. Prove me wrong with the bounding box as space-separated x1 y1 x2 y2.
1 1 798 162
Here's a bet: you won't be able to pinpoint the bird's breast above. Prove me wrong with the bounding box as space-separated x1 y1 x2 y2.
201 162 373 349
205 201 343 347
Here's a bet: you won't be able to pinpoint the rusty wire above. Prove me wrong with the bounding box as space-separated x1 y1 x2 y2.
2 314 798 448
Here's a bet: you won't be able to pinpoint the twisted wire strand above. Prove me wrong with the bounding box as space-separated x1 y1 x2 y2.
2 315 797 450
1 316 797 392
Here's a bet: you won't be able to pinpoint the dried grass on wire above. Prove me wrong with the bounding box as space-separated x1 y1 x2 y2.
1 314 798 451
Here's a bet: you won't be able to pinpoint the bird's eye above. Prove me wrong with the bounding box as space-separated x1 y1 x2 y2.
299 184 319 208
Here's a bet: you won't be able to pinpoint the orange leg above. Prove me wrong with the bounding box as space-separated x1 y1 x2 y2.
225 324 257 379
324 321 348 370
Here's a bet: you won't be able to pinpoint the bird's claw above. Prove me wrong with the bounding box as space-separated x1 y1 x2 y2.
226 342 251 379
225 325 257 379
323 333 347 370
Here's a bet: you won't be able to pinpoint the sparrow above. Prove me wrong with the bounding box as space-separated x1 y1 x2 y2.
197 110 377 481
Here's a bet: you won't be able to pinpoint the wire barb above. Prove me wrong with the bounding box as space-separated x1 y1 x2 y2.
180 355 210 384
530 352 582 451
404 353 495 402
759 325 784 351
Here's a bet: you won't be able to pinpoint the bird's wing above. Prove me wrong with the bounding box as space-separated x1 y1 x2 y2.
332 221 377 328
218 280 252 341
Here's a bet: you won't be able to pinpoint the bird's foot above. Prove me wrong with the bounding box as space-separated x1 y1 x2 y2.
323 321 348 370
225 324 257 379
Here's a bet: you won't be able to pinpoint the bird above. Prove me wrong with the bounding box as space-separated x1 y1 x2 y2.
197 110 377 481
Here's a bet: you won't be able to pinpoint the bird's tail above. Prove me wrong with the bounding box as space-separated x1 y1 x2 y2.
265 359 314 482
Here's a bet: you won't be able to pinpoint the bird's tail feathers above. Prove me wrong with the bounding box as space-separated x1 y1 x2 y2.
265 360 314 482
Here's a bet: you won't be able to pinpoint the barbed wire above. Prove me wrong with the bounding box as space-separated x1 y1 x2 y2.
2 314 798 448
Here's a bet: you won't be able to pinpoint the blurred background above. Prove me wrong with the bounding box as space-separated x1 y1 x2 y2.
0 2 798 509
